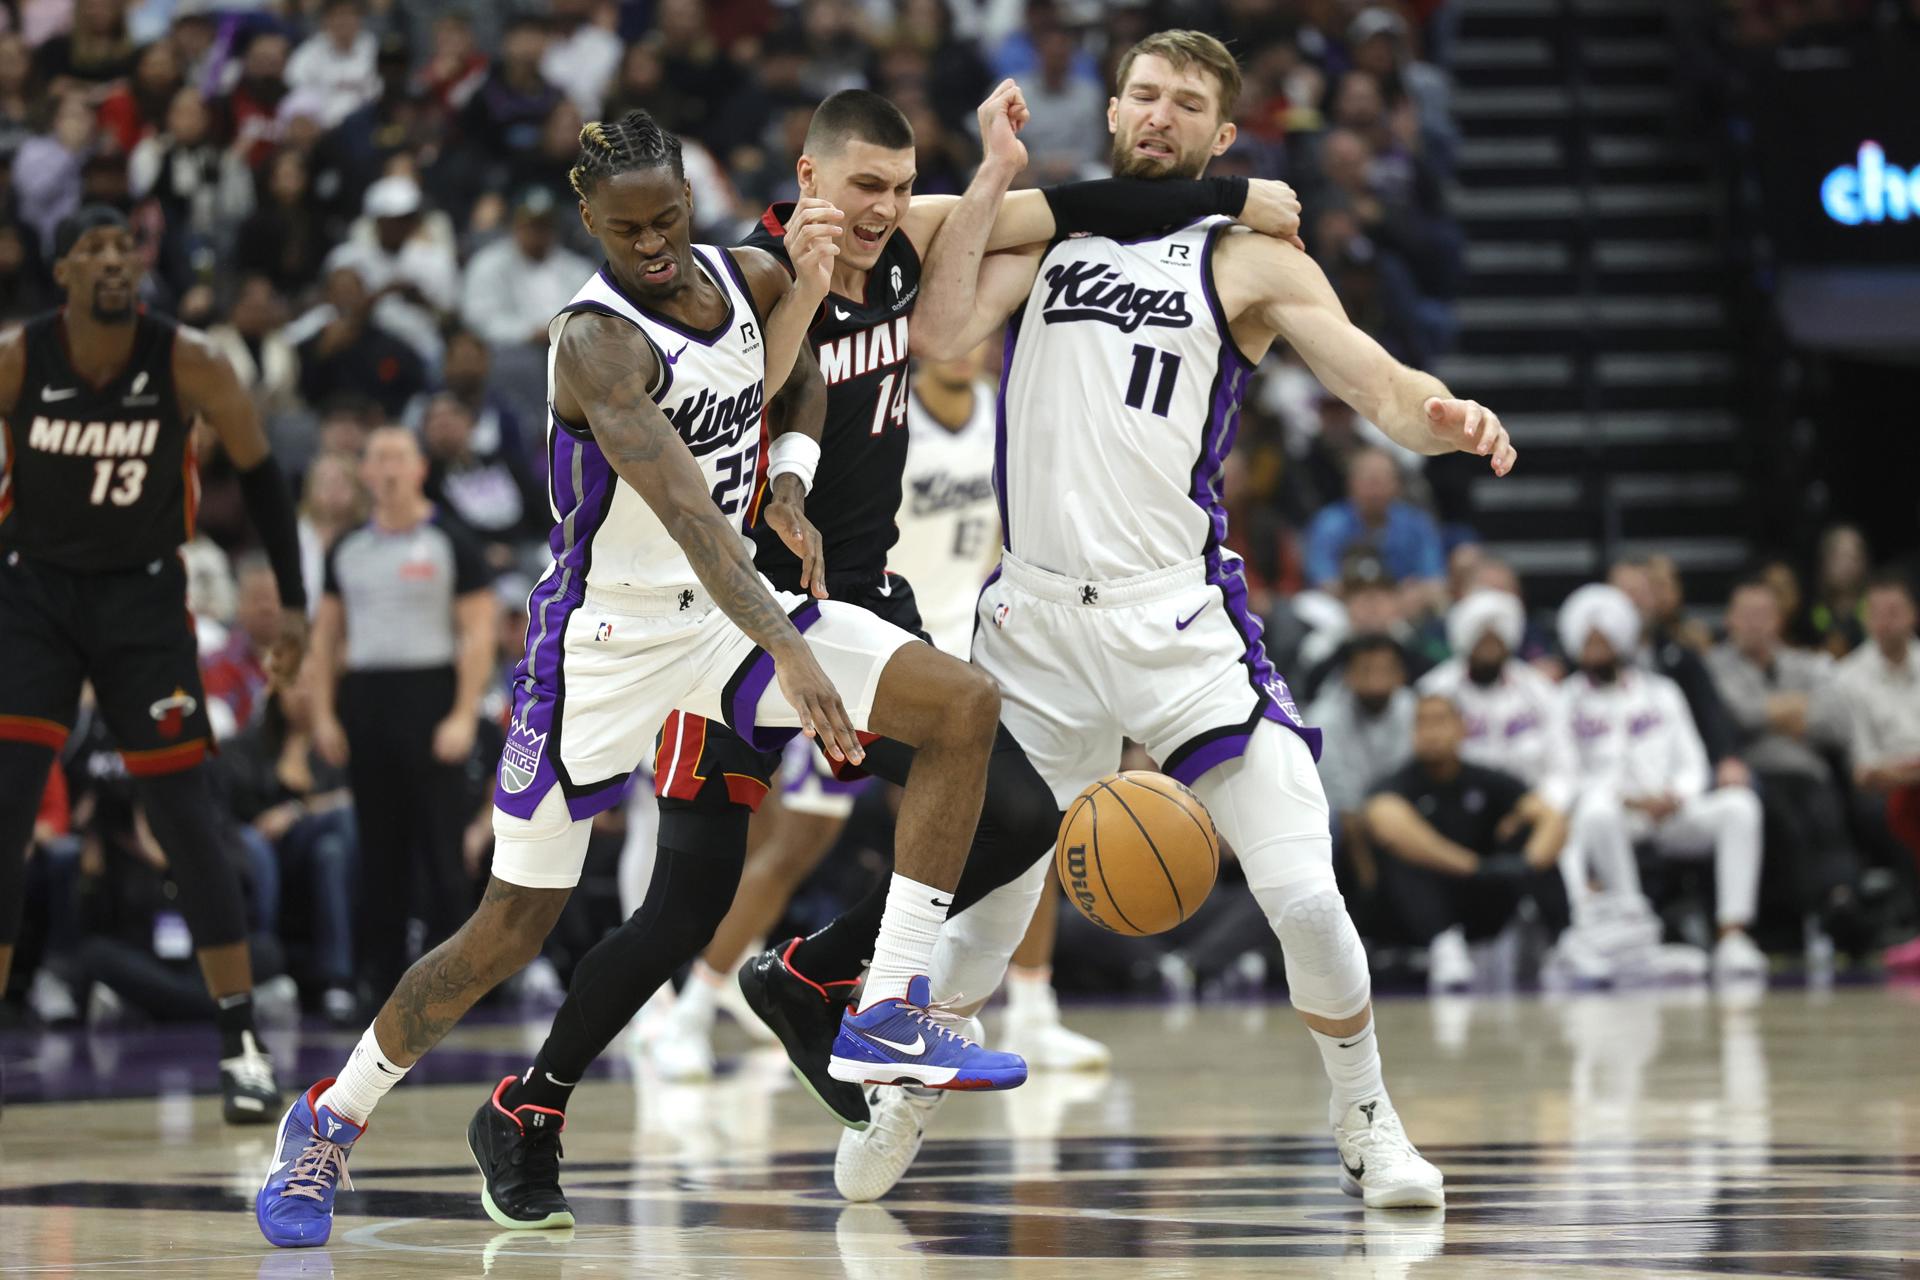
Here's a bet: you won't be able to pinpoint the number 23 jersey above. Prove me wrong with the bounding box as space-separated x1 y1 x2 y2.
998 216 1251 581
542 247 767 594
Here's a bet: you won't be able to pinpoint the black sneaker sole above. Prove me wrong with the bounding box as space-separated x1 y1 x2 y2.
467 1101 575 1230
737 951 870 1130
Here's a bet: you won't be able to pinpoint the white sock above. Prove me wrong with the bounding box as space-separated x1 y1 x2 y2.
1005 965 1055 1018
862 873 951 1006
675 964 722 1028
319 1024 408 1126
1311 1015 1389 1125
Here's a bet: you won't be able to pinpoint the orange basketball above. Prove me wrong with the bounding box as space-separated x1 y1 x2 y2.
1054 771 1220 936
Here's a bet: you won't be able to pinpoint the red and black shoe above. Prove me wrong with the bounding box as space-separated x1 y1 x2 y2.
737 939 869 1129
468 1076 575 1230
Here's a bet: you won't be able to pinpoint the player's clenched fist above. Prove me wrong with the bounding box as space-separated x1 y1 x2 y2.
1239 179 1305 250
1423 397 1518 476
977 78 1030 174
785 197 844 296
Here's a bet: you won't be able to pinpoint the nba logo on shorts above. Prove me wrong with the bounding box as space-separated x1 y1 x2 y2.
595 621 614 642
993 601 1012 629
499 714 547 794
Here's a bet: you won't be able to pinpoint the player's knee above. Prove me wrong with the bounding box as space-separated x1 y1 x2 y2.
470 881 569 972
932 662 1001 748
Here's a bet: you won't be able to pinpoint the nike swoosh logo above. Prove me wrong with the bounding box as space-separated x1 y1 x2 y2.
1175 606 1205 630
663 342 688 365
42 386 77 401
931 897 952 909
270 1158 292 1176
863 1030 927 1056
1343 1158 1365 1181
834 307 851 320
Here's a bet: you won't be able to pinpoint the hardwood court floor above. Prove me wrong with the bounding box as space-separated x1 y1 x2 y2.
3 985 1918 1278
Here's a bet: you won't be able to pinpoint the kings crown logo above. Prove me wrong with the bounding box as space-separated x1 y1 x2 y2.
1041 260 1193 333
499 714 548 794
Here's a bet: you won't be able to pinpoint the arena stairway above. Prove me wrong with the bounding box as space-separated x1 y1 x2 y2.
1437 0 1754 606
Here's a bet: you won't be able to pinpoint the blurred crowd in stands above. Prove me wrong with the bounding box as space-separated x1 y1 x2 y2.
5 0 1918 1038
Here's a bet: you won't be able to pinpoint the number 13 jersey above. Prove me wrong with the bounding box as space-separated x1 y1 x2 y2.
0 310 193 573
998 216 1250 581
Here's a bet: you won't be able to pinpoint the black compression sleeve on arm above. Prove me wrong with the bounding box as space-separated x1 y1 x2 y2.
236 456 307 611
1042 176 1248 240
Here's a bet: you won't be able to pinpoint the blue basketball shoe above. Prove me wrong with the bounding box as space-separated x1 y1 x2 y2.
256 1078 364 1248
828 976 1028 1090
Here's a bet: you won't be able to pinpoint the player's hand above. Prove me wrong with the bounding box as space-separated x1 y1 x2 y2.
784 197 843 298
976 78 1030 175
773 639 863 766
432 712 478 765
1422 396 1516 476
763 473 828 598
1238 179 1306 251
267 609 309 690
313 715 349 767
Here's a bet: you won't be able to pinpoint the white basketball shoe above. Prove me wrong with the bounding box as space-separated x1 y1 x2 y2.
1334 1098 1446 1209
833 1014 978 1201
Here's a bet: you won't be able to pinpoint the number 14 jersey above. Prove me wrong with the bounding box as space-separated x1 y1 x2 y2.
998 216 1252 581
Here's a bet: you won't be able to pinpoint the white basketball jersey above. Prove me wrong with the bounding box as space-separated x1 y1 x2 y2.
998 217 1251 579
541 247 767 593
890 381 999 657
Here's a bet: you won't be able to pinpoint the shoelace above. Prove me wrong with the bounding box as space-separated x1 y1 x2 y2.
278 1138 353 1202
226 1050 276 1094
904 994 977 1045
864 1088 938 1152
1346 1110 1419 1168
510 1125 565 1184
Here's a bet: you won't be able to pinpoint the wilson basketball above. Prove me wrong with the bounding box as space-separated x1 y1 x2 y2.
1055 772 1220 936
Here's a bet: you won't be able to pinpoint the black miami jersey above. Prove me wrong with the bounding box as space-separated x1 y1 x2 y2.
741 203 919 593
0 310 196 573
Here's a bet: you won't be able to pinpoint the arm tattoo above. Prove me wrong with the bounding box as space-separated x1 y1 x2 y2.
768 334 826 443
557 314 801 655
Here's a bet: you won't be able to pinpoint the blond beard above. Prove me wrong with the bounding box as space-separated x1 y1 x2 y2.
1108 132 1209 180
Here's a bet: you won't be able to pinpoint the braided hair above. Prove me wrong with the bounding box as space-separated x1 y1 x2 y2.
569 110 684 201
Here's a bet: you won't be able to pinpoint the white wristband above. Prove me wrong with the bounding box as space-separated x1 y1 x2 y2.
767 433 821 495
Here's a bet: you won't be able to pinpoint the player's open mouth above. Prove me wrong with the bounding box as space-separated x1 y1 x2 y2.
851 223 887 249
641 258 678 283
1135 137 1175 159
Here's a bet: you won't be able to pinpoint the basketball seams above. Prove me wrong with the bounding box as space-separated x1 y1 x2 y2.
1096 780 1184 925
1117 773 1219 880
1086 789 1147 936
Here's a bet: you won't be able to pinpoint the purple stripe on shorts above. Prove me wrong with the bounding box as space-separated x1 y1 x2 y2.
1166 731 1253 786
992 314 1019 545
729 601 823 750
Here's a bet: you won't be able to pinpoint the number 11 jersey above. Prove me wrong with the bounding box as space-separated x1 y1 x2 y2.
998 216 1251 581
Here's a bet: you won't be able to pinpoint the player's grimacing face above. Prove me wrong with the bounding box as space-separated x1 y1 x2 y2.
1108 55 1235 181
582 167 694 298
55 227 137 322
800 141 915 271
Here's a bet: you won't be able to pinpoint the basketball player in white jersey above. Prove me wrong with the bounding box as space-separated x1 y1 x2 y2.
831 32 1517 1208
256 110 1028 1248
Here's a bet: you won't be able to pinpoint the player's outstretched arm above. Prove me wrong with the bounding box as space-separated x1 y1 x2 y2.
1241 237 1516 473
174 327 309 682
556 313 863 763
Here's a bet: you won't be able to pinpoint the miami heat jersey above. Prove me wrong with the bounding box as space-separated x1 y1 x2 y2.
0 310 194 572
742 202 918 591
890 383 998 657
998 217 1250 580
539 247 768 594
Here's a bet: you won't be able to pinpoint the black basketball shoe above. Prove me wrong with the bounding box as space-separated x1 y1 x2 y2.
469 1076 575 1230
738 939 869 1129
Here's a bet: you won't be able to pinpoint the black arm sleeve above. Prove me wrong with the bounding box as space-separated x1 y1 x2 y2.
236 456 307 611
1042 176 1248 241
